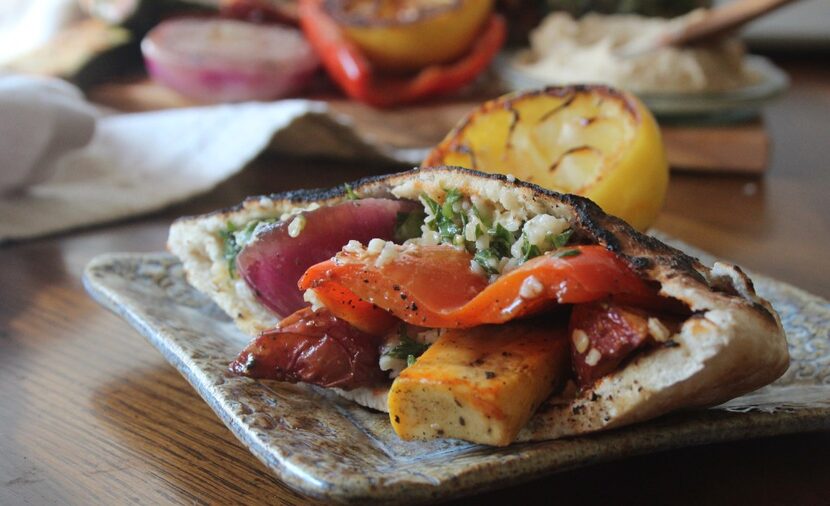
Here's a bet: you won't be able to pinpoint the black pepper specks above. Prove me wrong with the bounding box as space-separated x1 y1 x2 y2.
485 371 496 379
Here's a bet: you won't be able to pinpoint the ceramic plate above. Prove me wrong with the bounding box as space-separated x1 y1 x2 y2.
83 235 830 503
497 54 789 123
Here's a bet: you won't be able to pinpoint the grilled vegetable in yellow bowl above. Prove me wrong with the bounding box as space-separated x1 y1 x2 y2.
325 0 494 72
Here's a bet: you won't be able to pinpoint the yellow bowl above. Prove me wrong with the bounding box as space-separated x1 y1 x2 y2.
327 0 493 73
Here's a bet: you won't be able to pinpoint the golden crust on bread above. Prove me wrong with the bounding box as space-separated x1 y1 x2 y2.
168 166 789 437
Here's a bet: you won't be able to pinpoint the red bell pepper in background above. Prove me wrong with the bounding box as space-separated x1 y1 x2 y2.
297 0 506 107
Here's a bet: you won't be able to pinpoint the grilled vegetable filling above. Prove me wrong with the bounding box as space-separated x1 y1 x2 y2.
226 184 689 446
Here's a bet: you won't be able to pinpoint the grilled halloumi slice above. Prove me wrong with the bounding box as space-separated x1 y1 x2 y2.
388 320 570 446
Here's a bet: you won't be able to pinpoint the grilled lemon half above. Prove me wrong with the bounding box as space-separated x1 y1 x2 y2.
422 86 668 231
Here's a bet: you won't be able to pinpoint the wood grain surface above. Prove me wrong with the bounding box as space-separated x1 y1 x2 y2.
1 58 829 505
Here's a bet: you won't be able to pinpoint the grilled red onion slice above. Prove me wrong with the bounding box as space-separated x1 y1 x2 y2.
237 198 420 317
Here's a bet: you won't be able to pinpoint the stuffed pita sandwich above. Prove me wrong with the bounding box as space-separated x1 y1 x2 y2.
168 167 789 446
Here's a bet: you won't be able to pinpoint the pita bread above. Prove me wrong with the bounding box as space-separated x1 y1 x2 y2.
168 166 789 439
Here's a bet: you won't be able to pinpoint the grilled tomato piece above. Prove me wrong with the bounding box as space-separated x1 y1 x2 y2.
421 85 668 231
324 0 494 72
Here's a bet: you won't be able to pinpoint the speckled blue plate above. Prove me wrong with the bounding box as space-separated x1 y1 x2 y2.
83 235 830 504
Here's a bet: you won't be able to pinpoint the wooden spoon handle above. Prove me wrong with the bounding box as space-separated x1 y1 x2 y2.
661 0 799 47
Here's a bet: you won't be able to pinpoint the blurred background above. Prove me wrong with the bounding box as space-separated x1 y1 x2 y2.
2 0 827 90
1 0 827 243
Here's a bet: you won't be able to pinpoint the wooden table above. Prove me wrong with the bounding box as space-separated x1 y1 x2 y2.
2 57 828 505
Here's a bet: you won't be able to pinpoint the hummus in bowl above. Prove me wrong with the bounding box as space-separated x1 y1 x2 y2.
512 11 758 94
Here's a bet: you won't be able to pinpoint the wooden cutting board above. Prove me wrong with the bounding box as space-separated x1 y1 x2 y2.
661 121 768 174
88 79 769 174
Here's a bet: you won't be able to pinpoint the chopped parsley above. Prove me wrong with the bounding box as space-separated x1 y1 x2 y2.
421 192 462 243
519 228 573 264
472 204 492 228
489 223 516 258
219 218 276 277
549 228 573 249
394 210 425 242
386 324 431 366
441 188 462 220
473 248 500 275
219 222 241 277
415 187 578 276
520 234 542 263
344 183 360 200
421 192 441 217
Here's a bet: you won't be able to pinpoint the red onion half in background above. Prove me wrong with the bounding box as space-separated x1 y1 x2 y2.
142 18 319 102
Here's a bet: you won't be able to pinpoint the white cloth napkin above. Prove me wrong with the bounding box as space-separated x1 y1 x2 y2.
0 0 81 66
0 74 98 193
0 76 423 243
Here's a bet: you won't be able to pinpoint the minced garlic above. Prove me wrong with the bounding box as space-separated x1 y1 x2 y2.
287 215 306 238
375 241 399 267
519 275 544 299
343 239 363 254
303 288 325 311
367 238 386 255
572 329 589 354
585 348 602 367
648 317 671 342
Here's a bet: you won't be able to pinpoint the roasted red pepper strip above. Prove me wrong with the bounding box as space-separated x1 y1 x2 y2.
298 0 506 107
229 307 388 389
569 301 652 387
569 301 686 387
300 244 660 329
310 281 399 336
